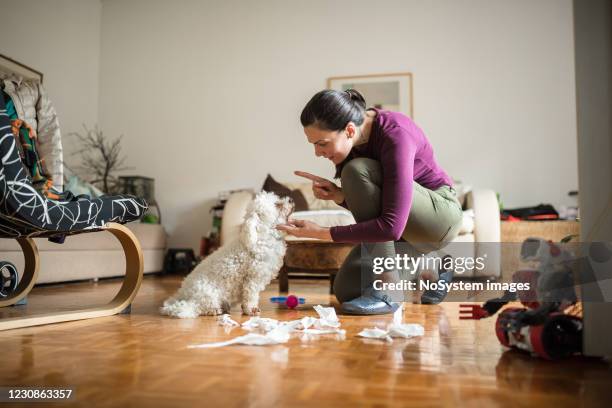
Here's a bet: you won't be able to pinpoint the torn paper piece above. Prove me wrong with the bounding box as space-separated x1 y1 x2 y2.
189 326 290 348
296 316 317 330
217 314 240 327
292 314 345 337
387 324 425 338
313 305 341 329
276 317 309 332
241 317 280 332
191 305 347 348
357 318 424 343
357 327 393 343
299 329 347 343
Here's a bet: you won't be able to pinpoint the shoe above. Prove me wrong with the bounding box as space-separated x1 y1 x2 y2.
341 289 400 315
421 256 454 305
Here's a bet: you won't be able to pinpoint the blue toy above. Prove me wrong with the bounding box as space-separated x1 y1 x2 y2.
270 295 305 309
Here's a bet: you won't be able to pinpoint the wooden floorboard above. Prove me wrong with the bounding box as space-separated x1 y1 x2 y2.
0 275 610 408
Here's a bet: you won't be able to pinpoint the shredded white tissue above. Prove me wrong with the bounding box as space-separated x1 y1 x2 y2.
357 303 424 343
241 317 280 332
298 316 317 330
189 304 345 348
189 326 291 348
313 305 341 328
387 324 425 338
357 327 393 342
306 305 344 334
217 314 240 327
300 329 347 343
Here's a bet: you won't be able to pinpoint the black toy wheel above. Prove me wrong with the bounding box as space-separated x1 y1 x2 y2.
0 261 19 298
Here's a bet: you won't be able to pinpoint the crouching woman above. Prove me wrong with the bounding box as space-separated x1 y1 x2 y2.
278 89 462 315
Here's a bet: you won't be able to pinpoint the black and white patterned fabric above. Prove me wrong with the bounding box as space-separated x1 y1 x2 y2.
0 96 147 238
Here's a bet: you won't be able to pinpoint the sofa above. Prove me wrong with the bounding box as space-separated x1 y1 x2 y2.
220 181 501 279
0 223 166 285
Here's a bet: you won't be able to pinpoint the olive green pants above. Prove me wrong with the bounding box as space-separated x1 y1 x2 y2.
333 158 463 303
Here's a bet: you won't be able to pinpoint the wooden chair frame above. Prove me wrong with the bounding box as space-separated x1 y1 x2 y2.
0 223 143 331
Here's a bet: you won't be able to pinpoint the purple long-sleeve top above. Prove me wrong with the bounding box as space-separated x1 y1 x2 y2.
329 108 453 243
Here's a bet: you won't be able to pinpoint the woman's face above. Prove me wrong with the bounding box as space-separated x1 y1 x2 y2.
304 123 356 165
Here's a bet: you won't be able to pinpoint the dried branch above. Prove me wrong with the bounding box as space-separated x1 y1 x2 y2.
66 125 132 194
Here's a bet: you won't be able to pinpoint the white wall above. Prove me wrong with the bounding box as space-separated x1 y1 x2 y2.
94 0 575 250
0 0 102 160
0 0 579 250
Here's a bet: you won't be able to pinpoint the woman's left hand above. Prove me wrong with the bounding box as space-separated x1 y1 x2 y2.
276 219 332 241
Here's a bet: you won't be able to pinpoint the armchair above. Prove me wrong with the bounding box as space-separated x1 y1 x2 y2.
0 96 148 330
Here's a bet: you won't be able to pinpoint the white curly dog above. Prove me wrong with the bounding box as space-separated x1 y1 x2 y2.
161 192 293 318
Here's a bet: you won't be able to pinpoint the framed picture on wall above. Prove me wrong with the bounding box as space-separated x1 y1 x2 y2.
327 72 413 118
0 54 44 83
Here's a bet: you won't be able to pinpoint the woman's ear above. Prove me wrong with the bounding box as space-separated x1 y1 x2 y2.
345 122 356 139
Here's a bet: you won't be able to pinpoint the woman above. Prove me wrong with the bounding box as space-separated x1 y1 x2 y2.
277 89 463 315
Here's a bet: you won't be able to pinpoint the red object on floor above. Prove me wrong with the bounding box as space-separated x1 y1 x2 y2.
285 295 299 309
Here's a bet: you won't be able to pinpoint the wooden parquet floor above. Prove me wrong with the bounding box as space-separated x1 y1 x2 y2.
0 275 610 408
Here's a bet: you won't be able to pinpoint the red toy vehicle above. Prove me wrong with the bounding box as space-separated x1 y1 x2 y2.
460 238 583 360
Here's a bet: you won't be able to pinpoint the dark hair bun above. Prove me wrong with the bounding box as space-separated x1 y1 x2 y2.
345 89 366 109
300 89 367 131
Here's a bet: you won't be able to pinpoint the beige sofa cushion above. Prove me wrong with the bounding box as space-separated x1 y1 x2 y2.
459 209 475 234
0 223 167 284
0 223 166 251
290 209 355 227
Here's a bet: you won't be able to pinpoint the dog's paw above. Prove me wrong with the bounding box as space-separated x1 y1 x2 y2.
242 305 261 316
203 308 224 316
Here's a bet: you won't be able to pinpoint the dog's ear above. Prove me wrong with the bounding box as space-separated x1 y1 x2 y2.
240 213 259 249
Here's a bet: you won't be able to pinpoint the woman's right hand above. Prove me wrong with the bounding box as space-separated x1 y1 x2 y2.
295 171 345 205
